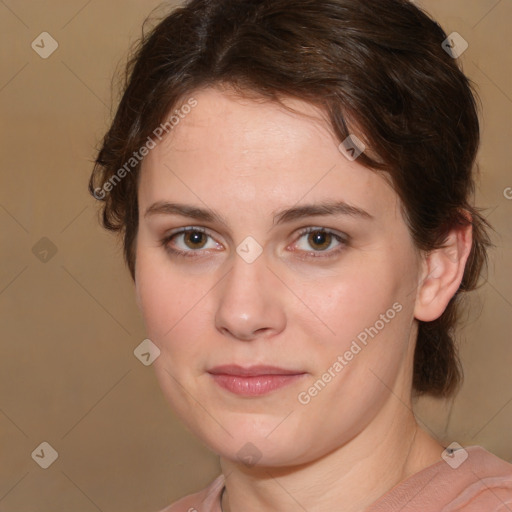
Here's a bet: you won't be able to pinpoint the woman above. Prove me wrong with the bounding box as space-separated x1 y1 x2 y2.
89 0 512 510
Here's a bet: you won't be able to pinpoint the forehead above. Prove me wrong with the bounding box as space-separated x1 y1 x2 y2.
139 87 401 224
161 87 337 163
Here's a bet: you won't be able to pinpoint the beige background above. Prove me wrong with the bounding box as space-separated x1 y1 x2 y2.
0 1 511 510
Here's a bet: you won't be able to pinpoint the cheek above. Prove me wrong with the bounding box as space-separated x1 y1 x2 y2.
136 247 184 340
135 250 213 373
291 249 416 399
138 275 198 346
292 260 401 344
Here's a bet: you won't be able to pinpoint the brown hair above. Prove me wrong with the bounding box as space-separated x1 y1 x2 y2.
89 0 493 397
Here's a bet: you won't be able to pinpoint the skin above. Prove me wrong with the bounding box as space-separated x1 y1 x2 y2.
134 86 472 512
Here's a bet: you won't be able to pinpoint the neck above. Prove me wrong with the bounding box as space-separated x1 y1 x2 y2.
219 402 443 512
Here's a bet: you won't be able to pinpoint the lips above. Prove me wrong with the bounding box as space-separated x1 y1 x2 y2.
207 364 304 376
207 365 307 396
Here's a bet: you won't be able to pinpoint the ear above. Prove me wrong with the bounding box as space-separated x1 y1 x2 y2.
414 216 473 322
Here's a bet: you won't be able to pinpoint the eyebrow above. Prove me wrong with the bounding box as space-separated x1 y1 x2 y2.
143 200 373 226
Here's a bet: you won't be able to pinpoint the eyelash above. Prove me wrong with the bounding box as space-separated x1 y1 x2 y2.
159 226 349 260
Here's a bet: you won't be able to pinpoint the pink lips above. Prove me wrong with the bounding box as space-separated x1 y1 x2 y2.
208 365 306 396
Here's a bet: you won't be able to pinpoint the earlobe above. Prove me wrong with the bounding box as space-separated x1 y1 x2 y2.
414 220 473 322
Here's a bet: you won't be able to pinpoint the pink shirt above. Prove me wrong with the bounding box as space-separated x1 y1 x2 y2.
158 446 512 511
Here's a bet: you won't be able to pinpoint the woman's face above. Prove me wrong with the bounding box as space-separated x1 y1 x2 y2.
135 86 424 466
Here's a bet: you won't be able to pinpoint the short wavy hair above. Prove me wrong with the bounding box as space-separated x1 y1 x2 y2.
89 0 493 398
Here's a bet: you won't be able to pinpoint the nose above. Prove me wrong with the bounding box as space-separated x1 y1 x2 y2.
214 251 286 342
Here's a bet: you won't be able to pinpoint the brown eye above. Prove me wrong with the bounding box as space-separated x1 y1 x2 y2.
160 227 221 258
307 230 333 251
183 230 208 249
292 227 348 258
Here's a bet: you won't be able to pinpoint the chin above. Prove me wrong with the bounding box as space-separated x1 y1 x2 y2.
194 419 311 468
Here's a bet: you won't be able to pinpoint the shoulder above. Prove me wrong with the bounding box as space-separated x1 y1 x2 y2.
155 474 225 512
368 446 512 512
442 446 512 511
